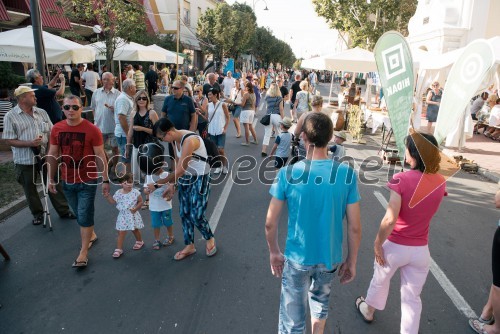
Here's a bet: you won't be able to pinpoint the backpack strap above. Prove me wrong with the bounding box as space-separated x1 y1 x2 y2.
179 132 208 162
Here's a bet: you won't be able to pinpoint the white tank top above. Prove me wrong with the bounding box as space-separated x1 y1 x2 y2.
174 133 210 176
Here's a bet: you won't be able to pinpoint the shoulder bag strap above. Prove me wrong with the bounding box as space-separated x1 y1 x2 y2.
208 101 221 124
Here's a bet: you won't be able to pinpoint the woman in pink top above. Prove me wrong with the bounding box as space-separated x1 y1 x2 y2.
355 131 447 334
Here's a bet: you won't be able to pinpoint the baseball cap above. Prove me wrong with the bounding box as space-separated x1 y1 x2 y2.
334 131 347 141
14 86 37 97
279 117 292 128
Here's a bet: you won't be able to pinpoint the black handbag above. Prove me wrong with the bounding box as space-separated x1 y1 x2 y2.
260 114 271 126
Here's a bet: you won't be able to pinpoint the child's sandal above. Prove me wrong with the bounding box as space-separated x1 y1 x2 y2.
152 240 161 250
162 236 175 247
112 249 123 258
133 240 144 250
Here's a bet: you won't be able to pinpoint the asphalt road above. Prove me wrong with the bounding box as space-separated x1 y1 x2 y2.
0 83 499 334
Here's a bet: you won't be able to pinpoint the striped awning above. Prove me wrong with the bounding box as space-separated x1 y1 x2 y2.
0 1 10 21
25 0 71 31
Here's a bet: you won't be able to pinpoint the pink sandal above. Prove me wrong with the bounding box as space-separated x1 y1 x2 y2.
132 241 144 250
112 249 123 258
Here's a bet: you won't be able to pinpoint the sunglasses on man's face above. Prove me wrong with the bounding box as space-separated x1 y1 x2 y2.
137 97 148 101
172 86 181 90
63 105 81 111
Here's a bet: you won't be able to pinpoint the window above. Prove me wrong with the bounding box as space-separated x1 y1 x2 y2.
183 0 191 26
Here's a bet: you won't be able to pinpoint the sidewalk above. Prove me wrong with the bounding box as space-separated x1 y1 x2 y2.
0 150 12 164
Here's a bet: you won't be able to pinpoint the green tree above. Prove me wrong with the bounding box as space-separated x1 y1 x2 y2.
197 3 256 64
312 0 417 50
57 0 147 68
253 27 295 68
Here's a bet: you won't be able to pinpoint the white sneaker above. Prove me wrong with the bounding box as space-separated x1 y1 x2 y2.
222 167 229 174
213 167 222 174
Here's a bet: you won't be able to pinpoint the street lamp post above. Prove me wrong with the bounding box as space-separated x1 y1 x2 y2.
30 0 47 83
250 0 268 72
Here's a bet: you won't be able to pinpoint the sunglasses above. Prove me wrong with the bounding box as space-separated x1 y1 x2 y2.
172 86 181 90
137 97 148 101
63 105 81 111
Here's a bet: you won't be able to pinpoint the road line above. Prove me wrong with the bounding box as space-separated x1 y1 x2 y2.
208 176 234 232
373 190 477 319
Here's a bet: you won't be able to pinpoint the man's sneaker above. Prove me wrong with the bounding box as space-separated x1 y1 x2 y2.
222 167 229 174
213 167 222 174
271 131 276 138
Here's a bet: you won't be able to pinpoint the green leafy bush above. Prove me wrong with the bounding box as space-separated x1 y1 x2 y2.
0 63 25 89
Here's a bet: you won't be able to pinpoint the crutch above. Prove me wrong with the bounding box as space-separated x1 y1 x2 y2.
32 150 53 231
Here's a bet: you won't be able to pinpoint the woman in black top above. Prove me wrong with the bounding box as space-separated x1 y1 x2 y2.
127 90 159 186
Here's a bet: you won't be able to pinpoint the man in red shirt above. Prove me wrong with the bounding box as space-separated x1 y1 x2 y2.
47 95 110 268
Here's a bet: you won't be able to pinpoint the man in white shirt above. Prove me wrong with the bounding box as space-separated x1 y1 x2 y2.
81 63 101 106
222 71 235 98
91 72 121 179
114 79 136 173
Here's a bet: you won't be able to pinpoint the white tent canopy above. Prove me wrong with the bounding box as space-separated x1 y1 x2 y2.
147 44 184 64
301 47 377 73
90 40 166 62
0 26 95 64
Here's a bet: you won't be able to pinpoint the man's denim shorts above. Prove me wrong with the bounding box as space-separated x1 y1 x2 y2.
62 180 98 227
278 259 337 333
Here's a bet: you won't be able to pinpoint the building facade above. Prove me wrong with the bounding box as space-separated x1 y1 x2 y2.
144 0 223 70
407 0 500 53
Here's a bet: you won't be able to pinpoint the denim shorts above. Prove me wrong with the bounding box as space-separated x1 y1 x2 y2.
279 259 337 333
62 180 98 227
233 106 242 118
150 209 173 229
209 133 226 149
116 135 131 163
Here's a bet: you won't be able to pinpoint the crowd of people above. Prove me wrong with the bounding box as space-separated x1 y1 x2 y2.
1 62 499 334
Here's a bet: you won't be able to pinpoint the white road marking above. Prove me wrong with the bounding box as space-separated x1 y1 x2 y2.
208 176 234 232
373 190 477 319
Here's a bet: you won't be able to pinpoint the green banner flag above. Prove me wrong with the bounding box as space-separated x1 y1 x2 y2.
434 40 495 144
374 31 415 162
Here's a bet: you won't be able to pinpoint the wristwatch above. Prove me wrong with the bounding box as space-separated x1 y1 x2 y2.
102 180 110 184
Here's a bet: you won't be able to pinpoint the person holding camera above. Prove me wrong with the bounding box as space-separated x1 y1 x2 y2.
27 68 65 124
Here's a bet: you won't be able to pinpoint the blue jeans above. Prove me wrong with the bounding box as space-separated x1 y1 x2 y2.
62 180 97 227
116 135 131 163
279 259 337 334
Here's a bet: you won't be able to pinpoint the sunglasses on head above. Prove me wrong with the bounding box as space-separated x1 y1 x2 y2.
172 86 181 90
63 105 81 111
137 97 148 101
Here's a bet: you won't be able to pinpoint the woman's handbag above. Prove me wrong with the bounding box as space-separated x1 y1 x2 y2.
260 98 279 126
260 114 271 126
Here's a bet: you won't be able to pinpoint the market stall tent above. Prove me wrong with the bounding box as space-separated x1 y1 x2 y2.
90 40 166 62
0 26 95 64
147 44 184 64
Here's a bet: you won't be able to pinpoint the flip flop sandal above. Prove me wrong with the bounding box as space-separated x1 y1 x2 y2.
469 319 490 334
72 258 88 268
173 249 196 261
355 296 374 323
112 249 123 258
206 241 217 257
152 240 161 250
133 241 144 250
479 316 495 325
88 237 98 249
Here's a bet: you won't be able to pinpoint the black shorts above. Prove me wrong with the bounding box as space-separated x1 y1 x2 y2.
492 226 500 287
275 156 288 169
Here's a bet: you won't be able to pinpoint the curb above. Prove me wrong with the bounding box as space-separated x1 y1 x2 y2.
0 189 43 223
442 148 500 185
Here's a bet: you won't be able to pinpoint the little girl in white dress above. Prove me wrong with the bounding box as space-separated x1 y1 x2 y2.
103 173 144 258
